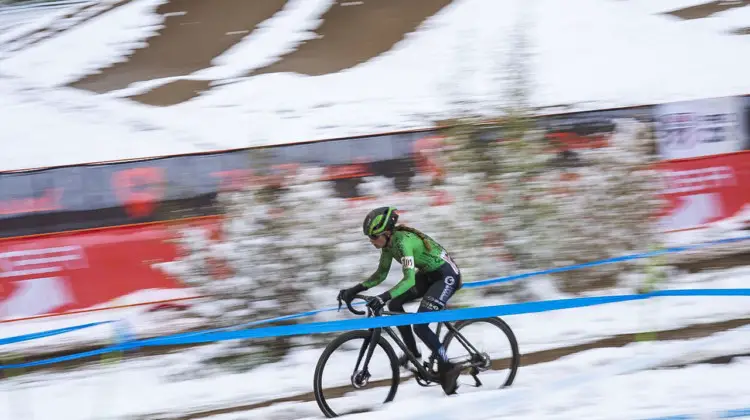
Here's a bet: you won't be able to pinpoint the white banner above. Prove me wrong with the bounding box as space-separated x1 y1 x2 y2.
655 96 744 160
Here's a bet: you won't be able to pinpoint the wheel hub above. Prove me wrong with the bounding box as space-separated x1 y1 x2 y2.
351 370 371 388
472 352 492 371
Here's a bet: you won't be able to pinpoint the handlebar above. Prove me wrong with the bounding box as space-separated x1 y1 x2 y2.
337 294 376 316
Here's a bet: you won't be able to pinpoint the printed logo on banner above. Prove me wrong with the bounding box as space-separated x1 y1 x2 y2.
658 113 736 148
655 97 743 159
0 246 87 318
112 167 166 219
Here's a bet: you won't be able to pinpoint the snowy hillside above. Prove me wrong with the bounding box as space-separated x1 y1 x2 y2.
1 3 749 418
0 0 748 170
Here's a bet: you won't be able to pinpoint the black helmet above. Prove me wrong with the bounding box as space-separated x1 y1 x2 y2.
363 206 398 237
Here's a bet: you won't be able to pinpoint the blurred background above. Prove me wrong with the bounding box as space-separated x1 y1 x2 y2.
1 0 750 419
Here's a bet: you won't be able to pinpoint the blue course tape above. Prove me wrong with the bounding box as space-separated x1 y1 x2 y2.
722 408 750 418
464 235 750 289
643 406 750 420
135 289 750 347
3 288 747 370
0 321 112 346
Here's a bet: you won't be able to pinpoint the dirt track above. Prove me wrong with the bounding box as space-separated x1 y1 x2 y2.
664 0 749 20
249 0 452 77
139 317 750 420
71 0 453 106
69 0 288 96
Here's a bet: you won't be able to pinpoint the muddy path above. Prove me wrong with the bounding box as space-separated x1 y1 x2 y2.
149 317 750 420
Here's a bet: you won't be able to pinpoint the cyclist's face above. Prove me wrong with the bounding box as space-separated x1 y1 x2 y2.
369 233 388 249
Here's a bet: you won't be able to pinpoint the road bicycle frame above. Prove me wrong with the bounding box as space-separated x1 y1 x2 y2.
344 297 487 386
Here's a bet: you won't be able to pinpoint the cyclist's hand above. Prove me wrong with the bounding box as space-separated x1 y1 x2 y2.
338 284 365 304
366 293 390 314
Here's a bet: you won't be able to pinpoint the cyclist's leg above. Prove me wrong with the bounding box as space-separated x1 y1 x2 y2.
413 263 462 361
413 263 463 393
388 273 429 359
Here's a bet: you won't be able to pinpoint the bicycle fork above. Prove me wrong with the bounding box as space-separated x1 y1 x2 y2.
351 328 382 388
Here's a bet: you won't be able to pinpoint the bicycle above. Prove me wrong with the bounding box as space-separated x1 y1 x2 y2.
313 294 520 418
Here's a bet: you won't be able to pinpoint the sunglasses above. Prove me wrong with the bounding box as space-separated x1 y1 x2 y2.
368 233 383 240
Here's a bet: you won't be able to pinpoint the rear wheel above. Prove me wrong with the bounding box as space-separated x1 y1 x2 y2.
314 330 400 418
442 317 520 390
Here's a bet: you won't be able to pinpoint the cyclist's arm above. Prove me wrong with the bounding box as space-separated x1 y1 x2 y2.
361 249 393 289
385 242 416 299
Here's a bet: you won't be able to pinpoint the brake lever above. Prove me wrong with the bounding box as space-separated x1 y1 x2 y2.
337 297 342 312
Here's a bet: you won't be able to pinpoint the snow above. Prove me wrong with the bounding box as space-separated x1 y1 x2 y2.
212 329 750 419
0 2 90 36
2 321 749 420
1 0 749 170
0 1 97 55
338 351 750 420
1 0 168 85
0 79 212 170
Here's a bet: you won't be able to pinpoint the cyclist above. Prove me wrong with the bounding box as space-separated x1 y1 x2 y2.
338 206 464 395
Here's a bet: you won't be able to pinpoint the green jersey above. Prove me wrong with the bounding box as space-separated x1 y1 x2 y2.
362 230 455 298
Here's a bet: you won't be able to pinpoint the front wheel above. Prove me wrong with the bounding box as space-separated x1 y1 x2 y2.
442 317 520 389
314 330 400 418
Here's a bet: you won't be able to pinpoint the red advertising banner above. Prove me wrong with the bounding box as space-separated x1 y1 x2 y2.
0 218 219 321
657 151 750 232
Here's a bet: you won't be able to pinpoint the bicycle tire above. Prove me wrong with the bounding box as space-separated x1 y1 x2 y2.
442 317 520 388
313 329 400 418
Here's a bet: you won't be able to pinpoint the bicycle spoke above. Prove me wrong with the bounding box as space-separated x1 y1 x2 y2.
314 331 399 418
442 318 520 392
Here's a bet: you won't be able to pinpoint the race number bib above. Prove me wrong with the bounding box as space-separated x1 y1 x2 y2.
401 256 415 270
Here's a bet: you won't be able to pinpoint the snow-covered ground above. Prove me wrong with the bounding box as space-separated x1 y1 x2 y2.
1 0 749 170
2 320 748 420
202 345 750 420
0 0 166 81
0 1 88 34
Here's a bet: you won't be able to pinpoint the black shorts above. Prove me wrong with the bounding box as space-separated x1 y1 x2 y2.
390 262 462 311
